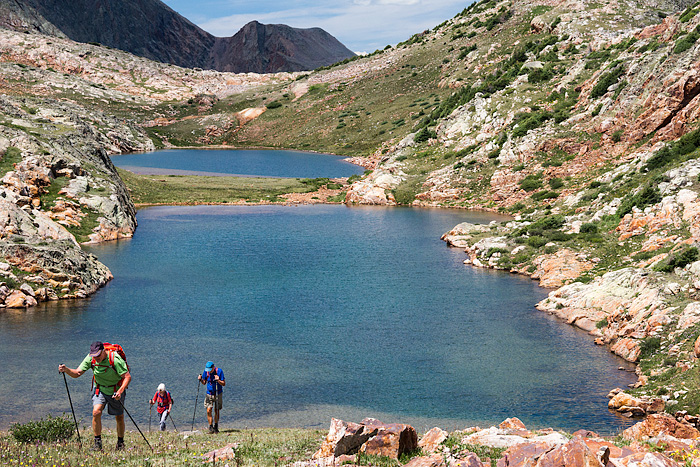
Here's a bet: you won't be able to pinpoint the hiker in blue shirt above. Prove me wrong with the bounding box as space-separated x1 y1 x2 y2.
198 361 225 433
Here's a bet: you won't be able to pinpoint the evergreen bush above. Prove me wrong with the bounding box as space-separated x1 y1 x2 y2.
590 64 624 98
10 415 75 443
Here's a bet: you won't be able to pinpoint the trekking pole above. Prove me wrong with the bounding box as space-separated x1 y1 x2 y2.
192 380 200 431
149 403 152 433
117 399 153 452
169 410 178 433
61 370 82 447
215 383 220 433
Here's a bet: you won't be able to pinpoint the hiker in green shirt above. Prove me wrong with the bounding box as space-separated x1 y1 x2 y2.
59 341 132 451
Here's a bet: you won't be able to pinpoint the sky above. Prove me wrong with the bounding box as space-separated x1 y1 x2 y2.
161 0 473 54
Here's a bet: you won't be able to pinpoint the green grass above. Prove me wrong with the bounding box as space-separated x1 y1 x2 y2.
0 147 22 177
0 427 323 467
118 169 329 204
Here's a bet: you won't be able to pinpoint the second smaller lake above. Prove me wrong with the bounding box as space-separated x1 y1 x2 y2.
111 149 365 178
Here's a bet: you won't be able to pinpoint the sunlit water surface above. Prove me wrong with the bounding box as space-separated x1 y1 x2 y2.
0 205 636 433
111 149 364 178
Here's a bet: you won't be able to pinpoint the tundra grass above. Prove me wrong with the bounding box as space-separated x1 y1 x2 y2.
0 427 323 467
117 169 323 205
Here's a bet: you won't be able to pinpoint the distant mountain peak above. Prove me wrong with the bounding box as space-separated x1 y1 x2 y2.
0 0 355 73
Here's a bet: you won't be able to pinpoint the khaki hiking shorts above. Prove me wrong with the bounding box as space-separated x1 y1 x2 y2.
204 393 223 410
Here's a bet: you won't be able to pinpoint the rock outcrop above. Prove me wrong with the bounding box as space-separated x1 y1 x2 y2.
313 418 417 460
0 91 151 304
298 418 696 467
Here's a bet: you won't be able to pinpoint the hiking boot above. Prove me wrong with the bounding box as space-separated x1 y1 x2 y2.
214 423 219 433
116 441 125 450
208 424 215 434
91 438 103 451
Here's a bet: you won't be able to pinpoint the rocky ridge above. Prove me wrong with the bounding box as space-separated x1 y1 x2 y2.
0 0 355 73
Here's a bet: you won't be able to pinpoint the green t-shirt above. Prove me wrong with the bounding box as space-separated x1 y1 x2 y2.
78 352 128 396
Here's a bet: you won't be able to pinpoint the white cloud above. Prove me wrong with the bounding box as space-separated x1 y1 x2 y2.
198 0 467 52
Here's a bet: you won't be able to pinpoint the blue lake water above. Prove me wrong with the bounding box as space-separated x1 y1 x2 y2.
0 205 637 434
110 149 364 178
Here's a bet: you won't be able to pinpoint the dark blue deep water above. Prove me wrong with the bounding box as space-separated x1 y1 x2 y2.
0 205 636 433
111 149 364 178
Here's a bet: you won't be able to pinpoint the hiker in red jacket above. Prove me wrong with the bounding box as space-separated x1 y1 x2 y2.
150 383 174 431
59 341 131 451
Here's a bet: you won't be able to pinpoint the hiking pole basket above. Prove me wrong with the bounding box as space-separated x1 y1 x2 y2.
118 398 153 452
61 370 82 446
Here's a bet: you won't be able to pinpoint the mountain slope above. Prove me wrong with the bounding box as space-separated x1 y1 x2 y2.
210 21 360 73
0 0 354 72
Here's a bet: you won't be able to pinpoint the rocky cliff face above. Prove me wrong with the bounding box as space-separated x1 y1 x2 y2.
0 89 152 305
0 0 355 73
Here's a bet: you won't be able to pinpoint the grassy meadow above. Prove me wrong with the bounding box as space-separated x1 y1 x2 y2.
0 427 324 467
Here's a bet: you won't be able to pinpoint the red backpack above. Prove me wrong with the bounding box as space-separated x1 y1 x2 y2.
91 342 130 393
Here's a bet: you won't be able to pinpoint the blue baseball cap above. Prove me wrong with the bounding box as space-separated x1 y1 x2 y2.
205 361 214 371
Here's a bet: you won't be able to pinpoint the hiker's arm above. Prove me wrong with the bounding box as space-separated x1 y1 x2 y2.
214 375 225 387
113 372 131 400
58 364 85 378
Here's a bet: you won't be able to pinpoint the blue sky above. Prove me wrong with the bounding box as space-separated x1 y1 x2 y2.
161 0 472 54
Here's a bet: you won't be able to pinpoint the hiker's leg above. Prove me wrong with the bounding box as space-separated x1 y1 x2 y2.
116 414 125 437
92 404 104 436
206 406 213 426
160 411 168 431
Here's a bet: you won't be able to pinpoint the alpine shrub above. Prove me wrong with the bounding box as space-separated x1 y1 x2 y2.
674 31 700 54
639 336 662 359
531 190 558 201
654 246 699 273
519 174 543 192
579 222 598 234
680 7 699 22
590 64 624 98
616 184 662 217
548 177 564 189
266 101 282 109
644 127 700 171
527 66 554 83
414 127 436 143
10 415 75 443
528 214 565 232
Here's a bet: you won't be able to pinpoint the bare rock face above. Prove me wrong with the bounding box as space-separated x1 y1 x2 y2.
531 249 594 289
0 91 150 304
622 414 700 441
404 454 446 467
359 418 418 459
313 419 378 459
345 170 403 205
534 438 601 467
419 427 449 453
202 443 238 462
608 393 665 416
313 418 417 461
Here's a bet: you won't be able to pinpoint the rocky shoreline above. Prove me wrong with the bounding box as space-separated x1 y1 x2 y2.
439 158 700 418
0 91 152 306
282 415 700 467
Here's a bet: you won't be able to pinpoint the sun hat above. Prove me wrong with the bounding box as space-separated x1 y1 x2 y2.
205 361 214 372
89 341 104 357
157 383 166 391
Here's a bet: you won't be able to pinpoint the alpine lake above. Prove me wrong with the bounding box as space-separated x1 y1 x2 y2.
0 149 637 434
